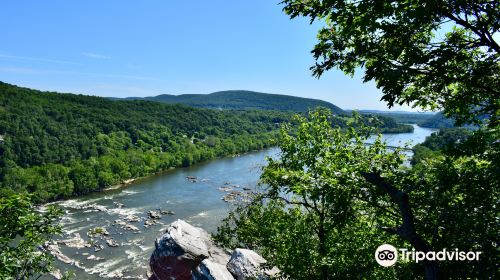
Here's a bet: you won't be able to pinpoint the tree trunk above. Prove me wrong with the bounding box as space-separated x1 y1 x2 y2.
362 172 439 280
317 213 329 280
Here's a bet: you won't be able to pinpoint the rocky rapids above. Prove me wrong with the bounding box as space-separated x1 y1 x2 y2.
43 126 438 279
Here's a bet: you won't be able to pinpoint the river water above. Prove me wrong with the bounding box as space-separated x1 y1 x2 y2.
49 125 437 279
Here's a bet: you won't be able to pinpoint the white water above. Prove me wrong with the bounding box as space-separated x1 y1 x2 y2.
47 125 437 279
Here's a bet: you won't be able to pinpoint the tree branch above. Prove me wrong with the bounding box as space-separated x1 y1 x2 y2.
362 171 439 280
440 7 500 53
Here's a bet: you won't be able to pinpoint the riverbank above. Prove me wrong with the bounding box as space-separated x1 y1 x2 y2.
44 125 438 279
59 125 433 204
41 148 270 207
44 148 277 279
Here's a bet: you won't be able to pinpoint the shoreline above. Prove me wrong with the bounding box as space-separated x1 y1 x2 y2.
101 148 272 192
46 147 275 205
42 127 426 206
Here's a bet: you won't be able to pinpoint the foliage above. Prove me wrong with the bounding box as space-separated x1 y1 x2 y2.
281 0 500 126
215 109 406 279
224 2 500 278
411 127 472 164
407 128 500 278
216 110 499 279
418 112 456 128
0 193 62 279
0 82 290 202
359 113 414 133
128 90 345 114
0 82 412 203
357 110 435 125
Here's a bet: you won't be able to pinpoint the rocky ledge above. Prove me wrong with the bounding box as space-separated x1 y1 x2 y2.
149 219 279 280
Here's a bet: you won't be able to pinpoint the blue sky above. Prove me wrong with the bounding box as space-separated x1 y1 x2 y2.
1 0 416 111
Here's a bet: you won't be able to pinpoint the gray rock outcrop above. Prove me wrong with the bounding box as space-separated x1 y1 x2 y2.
193 259 235 280
149 219 279 280
227 249 269 280
227 249 281 280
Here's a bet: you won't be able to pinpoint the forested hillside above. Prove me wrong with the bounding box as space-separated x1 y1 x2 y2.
0 82 413 202
0 82 290 202
411 128 472 164
418 112 455 128
125 90 345 114
355 110 435 124
125 91 412 133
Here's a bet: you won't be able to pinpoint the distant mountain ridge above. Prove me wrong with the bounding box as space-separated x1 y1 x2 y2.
123 90 345 114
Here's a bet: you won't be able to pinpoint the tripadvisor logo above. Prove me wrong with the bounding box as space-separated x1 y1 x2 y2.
375 244 482 267
375 244 398 267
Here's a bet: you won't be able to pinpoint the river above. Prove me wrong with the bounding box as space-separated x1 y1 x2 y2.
48 124 437 279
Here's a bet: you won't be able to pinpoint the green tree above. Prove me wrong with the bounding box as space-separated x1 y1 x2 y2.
0 194 62 279
281 0 499 125
215 110 406 279
216 110 499 279
274 3 499 278
405 128 499 278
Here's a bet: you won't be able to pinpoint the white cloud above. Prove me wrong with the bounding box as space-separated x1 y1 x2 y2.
82 52 110 59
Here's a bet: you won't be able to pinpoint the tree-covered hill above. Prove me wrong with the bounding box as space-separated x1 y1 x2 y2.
418 112 456 128
353 110 436 124
0 82 413 202
124 90 345 114
0 82 291 202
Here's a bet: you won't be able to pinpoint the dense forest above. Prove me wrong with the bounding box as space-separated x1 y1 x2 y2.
0 82 411 203
121 90 345 114
355 110 435 124
411 128 472 164
418 112 456 128
213 0 499 279
355 110 460 130
0 82 292 202
2 0 498 278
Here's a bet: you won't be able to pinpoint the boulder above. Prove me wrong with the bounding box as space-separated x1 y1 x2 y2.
193 259 235 280
58 233 90 249
94 244 105 252
186 176 198 182
106 238 119 247
45 243 73 264
145 219 159 227
160 209 175 215
87 226 109 237
125 214 140 222
149 219 231 280
123 224 140 232
51 269 63 280
149 220 277 280
114 219 127 226
227 249 279 280
148 210 162 219
114 202 125 208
